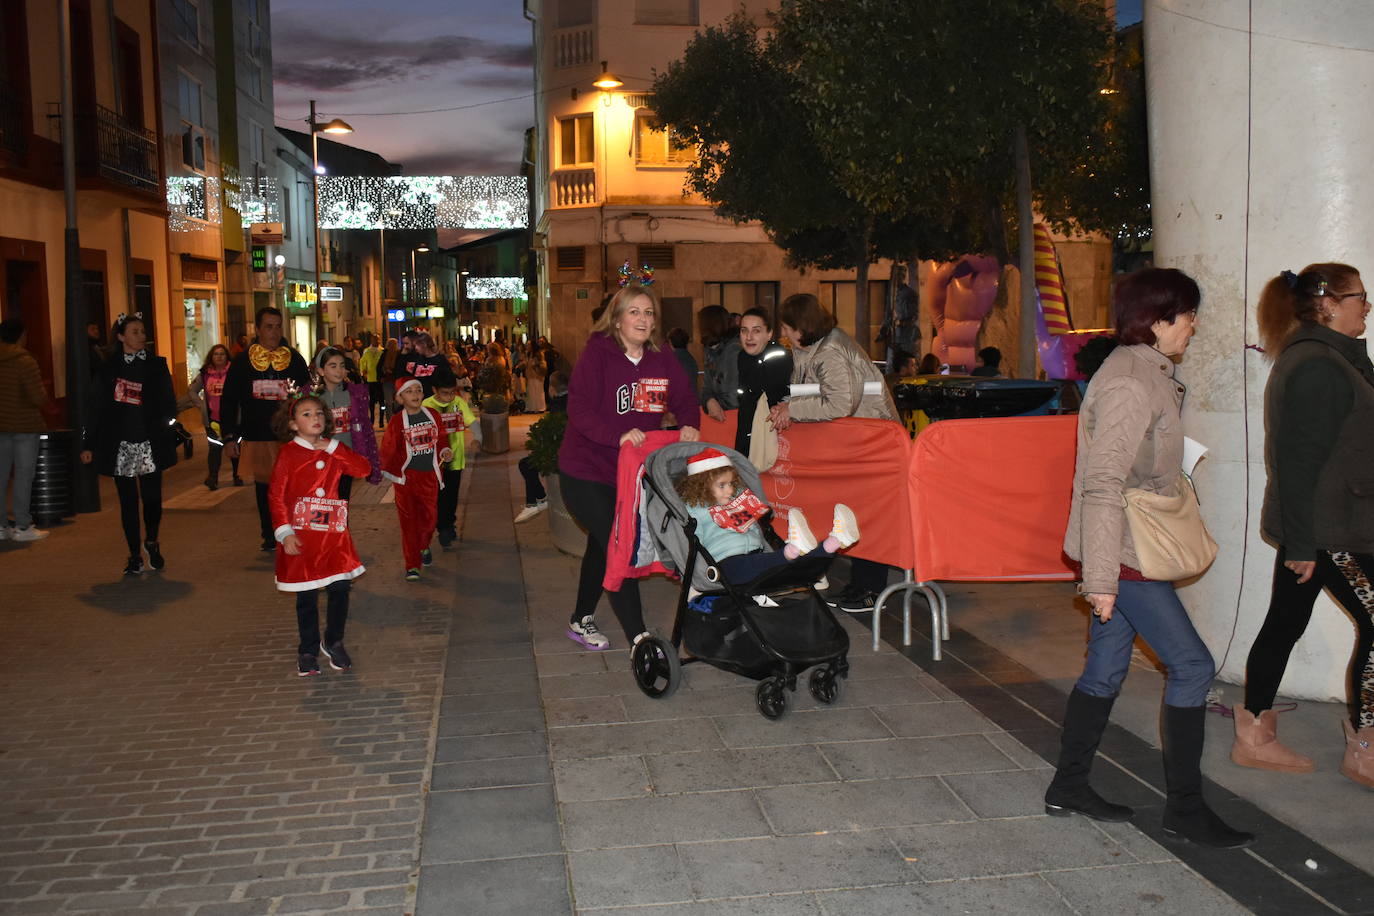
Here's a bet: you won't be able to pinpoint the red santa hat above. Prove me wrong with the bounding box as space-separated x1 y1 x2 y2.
686 447 733 476
395 377 422 397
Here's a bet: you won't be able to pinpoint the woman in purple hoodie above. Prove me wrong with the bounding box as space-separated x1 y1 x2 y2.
558 282 701 649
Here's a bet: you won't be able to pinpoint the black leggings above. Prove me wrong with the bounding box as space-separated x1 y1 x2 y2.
114 472 162 556
296 580 350 656
559 471 645 641
206 441 240 482
1245 547 1374 729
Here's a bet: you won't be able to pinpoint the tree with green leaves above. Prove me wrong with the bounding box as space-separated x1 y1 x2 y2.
654 0 1145 366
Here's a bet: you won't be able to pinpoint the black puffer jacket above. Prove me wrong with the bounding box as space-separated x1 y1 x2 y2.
1261 321 1374 560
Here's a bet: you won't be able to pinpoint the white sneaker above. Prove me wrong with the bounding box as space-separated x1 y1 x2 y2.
567 615 610 650
514 500 548 524
0 525 9 540
787 508 818 554
11 525 48 542
830 504 860 549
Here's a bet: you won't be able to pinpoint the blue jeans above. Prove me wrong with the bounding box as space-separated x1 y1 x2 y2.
0 432 40 529
1074 579 1215 707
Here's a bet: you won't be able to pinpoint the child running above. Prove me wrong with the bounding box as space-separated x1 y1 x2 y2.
674 448 860 583
422 368 479 548
380 377 450 581
315 346 381 500
268 392 371 676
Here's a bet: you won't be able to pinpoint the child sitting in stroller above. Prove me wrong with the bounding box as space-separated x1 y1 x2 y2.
673 447 860 584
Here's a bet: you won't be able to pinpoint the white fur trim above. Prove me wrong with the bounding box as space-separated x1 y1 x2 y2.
274 565 366 592
273 525 295 542
324 438 340 454
686 453 732 475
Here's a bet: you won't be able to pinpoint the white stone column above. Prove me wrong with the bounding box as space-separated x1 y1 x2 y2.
1146 0 1374 700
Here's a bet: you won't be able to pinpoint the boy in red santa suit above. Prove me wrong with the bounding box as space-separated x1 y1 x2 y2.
380 377 450 581
268 392 371 677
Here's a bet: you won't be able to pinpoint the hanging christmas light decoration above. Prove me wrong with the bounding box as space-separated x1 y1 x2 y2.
166 175 222 232
316 175 527 230
465 277 526 299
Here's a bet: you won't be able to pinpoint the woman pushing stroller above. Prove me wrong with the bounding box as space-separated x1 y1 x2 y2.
673 447 860 583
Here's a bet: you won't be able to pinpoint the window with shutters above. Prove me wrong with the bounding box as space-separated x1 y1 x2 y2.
557 0 593 27
635 0 698 25
636 245 674 270
556 246 586 270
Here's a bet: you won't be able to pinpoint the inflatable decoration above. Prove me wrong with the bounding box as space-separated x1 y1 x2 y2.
926 255 1000 372
1032 223 1111 381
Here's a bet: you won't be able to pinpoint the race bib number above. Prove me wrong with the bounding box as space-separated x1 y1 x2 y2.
331 406 351 430
205 376 224 397
114 378 143 406
439 411 466 434
405 420 438 453
252 378 288 401
291 496 348 533
631 378 669 413
708 489 769 533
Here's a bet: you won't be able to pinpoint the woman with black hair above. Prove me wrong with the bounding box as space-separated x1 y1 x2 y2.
734 307 792 460
80 314 178 576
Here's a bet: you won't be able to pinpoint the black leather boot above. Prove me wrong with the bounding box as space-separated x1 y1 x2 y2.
1044 688 1134 822
1161 704 1255 848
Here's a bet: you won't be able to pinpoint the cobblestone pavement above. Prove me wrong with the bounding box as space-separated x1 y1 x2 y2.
1 453 458 915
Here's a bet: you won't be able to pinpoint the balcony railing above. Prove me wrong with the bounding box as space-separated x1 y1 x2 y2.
88 104 159 194
552 168 597 207
553 26 595 68
50 102 160 195
0 77 27 161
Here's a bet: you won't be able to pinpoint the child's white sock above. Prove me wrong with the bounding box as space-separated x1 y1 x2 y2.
821 535 841 554
783 544 801 560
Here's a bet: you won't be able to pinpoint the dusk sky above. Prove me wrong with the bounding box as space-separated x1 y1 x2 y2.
271 0 535 176
270 1 1144 179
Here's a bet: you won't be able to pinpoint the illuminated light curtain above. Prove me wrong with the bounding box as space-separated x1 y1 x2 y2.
316 176 528 230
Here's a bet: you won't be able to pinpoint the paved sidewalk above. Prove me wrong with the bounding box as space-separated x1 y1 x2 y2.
4 421 1372 915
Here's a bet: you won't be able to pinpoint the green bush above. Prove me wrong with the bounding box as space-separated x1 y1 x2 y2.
524 410 567 476
474 364 511 413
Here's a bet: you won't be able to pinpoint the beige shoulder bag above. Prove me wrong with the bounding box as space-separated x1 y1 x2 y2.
1122 473 1218 581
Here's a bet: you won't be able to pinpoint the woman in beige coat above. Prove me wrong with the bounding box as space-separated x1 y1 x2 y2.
1049 268 1253 849
769 293 897 613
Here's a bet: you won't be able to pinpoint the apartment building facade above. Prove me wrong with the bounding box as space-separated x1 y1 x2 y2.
0 0 169 403
526 0 902 365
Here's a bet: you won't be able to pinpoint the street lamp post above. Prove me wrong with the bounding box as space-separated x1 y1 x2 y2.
410 245 430 312
308 100 352 343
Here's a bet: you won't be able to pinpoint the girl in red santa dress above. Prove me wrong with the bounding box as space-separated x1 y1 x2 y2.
269 391 371 677
380 377 451 582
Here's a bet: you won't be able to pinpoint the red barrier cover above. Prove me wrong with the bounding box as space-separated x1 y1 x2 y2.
700 414 915 570
910 414 1078 581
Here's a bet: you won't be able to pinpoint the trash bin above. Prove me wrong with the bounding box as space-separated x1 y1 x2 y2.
31 429 74 525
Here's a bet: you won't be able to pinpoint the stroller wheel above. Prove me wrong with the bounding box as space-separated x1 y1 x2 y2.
808 666 841 705
630 634 681 699
756 677 788 720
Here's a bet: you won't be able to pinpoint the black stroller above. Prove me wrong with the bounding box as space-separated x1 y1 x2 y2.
628 441 849 719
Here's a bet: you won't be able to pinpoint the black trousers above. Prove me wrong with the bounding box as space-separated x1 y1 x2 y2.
437 468 462 535
559 471 645 641
518 456 546 505
849 556 891 594
1245 547 1374 729
114 472 162 556
206 441 239 482
254 483 273 542
337 475 353 503
367 381 384 425
296 580 350 656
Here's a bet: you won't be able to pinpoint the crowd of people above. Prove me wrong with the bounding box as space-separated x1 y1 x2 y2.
2 260 1370 833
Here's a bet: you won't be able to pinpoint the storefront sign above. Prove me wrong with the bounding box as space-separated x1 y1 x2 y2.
249 222 284 245
251 246 267 272
320 285 344 301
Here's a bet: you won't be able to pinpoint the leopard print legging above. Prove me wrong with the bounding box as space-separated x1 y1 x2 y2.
1245 548 1374 729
